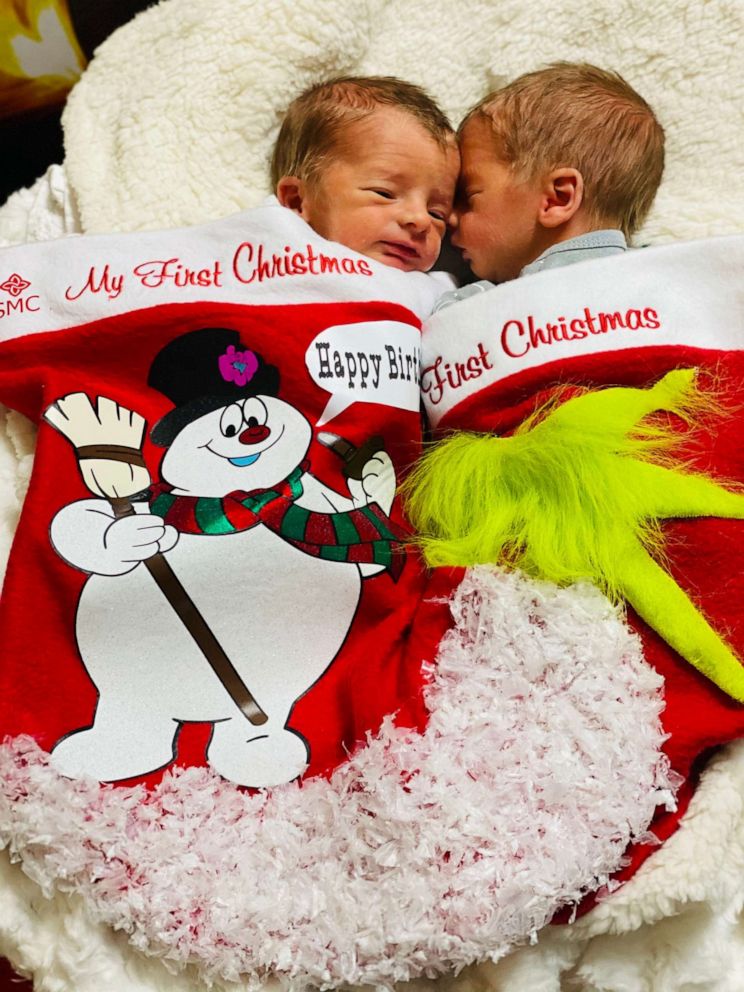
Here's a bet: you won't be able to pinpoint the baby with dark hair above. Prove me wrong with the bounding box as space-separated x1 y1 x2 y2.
272 75 459 274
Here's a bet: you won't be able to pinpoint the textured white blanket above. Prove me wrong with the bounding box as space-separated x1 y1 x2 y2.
1 0 743 989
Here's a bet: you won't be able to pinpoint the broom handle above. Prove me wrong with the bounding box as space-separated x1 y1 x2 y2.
110 498 269 727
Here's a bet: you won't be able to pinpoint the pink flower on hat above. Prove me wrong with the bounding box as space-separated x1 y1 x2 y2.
218 345 259 387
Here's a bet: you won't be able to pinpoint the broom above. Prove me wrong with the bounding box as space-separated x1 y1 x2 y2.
44 392 269 726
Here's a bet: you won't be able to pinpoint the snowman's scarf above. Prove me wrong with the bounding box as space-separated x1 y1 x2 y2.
149 464 404 578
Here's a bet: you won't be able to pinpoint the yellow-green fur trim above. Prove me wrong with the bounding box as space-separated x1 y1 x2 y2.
405 369 744 700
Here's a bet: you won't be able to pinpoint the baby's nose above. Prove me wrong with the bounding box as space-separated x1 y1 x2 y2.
401 199 431 232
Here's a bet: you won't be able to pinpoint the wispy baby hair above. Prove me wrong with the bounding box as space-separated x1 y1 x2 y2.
271 75 454 188
463 63 665 237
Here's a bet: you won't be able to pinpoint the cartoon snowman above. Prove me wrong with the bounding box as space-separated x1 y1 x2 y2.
47 327 399 788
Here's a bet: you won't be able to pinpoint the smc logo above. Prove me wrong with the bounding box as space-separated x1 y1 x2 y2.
0 273 40 319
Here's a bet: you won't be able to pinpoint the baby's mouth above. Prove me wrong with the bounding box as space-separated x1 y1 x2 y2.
381 241 420 263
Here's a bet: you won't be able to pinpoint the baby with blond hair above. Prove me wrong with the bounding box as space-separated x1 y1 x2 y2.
439 62 665 306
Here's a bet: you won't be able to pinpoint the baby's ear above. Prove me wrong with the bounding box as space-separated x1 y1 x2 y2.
539 168 584 228
276 176 306 215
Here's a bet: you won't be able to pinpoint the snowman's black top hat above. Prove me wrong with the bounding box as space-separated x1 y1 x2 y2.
148 327 280 446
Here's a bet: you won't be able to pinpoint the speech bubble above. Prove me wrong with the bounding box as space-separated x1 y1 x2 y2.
306 320 421 426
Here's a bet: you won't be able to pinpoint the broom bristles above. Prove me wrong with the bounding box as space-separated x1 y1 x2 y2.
44 392 146 447
44 392 151 500
79 460 151 500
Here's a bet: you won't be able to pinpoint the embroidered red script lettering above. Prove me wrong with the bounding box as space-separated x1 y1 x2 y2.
421 342 493 406
501 306 660 358
232 242 373 283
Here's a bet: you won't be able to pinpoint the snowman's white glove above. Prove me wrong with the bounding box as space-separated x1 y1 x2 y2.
51 499 179 576
347 451 396 516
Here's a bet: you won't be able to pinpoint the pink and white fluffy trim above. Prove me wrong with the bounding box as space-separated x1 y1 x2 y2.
0 568 677 990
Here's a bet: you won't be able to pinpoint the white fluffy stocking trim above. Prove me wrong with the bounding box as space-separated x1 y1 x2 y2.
0 568 676 990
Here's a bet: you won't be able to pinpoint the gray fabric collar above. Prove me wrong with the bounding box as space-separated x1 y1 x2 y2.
521 230 627 276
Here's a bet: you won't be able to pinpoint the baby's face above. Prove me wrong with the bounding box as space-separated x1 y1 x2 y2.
295 107 459 272
452 116 544 283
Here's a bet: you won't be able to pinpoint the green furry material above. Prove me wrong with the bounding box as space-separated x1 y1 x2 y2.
406 369 705 594
405 368 744 700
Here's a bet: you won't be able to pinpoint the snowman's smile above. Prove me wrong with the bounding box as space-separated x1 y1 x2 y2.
203 425 285 466
229 453 261 467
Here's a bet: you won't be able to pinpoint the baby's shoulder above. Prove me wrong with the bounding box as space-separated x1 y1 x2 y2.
432 279 495 314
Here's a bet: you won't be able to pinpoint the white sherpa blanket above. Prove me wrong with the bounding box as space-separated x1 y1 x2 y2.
1 0 743 990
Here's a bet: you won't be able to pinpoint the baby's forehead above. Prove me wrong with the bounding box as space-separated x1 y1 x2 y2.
456 116 504 169
339 107 452 154
334 109 458 187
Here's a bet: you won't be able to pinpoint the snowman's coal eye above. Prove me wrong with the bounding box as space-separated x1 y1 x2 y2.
220 403 244 438
242 397 268 427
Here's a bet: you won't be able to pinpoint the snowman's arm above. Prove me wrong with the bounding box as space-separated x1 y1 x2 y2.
296 455 397 517
50 499 178 576
295 474 356 512
294 476 387 577
348 451 396 517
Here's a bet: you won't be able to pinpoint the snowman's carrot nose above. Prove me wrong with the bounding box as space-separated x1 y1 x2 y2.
239 425 270 445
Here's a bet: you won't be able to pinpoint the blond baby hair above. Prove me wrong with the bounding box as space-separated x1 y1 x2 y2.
270 75 454 188
465 63 665 237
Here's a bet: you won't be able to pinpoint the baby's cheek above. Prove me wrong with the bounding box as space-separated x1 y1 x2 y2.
459 214 481 248
423 238 442 271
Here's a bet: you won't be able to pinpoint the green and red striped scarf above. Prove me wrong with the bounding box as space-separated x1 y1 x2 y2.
149 464 403 578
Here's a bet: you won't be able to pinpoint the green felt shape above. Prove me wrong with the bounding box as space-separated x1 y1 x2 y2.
405 368 744 700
